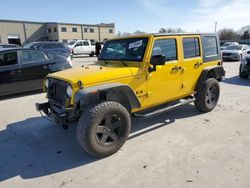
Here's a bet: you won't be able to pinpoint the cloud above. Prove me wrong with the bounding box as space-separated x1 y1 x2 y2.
137 0 250 32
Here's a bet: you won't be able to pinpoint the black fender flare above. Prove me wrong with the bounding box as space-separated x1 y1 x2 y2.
74 83 141 111
195 66 225 92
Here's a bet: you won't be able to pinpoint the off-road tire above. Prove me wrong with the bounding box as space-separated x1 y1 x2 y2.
76 101 131 157
195 78 220 112
239 64 248 79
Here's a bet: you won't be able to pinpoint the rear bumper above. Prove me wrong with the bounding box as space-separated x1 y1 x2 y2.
36 101 73 126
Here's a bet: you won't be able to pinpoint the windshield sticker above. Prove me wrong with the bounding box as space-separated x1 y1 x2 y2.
129 40 143 49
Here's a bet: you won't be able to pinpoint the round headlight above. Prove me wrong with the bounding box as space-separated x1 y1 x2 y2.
66 85 73 97
45 79 49 88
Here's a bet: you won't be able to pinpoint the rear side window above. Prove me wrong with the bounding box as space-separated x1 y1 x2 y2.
21 50 46 64
152 39 177 61
0 51 18 67
183 38 200 58
203 36 218 57
56 43 66 49
83 41 89 46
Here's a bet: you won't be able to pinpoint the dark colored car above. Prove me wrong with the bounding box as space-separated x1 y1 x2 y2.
0 44 19 48
0 48 72 97
239 56 250 79
24 41 72 57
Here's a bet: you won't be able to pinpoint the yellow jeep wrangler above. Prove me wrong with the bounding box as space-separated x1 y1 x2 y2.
36 33 225 157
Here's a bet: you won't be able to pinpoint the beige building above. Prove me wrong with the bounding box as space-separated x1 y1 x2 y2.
0 20 115 45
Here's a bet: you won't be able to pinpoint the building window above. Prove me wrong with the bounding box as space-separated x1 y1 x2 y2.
54 27 57 32
48 28 51 33
183 38 200 58
72 28 77 32
90 28 94 33
109 29 113 34
84 28 88 32
61 27 67 32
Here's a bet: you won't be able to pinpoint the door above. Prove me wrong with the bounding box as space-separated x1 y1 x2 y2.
82 41 91 54
146 36 183 106
0 50 22 96
180 36 203 94
73 41 83 54
20 50 52 91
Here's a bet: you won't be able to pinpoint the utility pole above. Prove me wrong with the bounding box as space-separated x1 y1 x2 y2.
214 21 218 33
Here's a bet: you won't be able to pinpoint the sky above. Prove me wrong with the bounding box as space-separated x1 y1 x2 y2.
0 0 250 33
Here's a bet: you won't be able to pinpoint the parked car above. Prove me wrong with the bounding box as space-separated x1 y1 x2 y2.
239 50 250 79
222 45 249 61
67 40 95 56
0 44 19 48
36 33 225 157
0 48 72 97
220 42 239 50
24 41 72 57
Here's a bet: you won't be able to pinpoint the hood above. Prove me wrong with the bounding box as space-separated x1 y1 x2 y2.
48 64 137 86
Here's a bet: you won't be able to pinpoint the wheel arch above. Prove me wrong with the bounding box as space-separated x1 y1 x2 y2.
195 66 225 92
74 83 141 113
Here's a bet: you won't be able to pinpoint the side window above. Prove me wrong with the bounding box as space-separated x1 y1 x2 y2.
183 37 200 58
56 43 66 49
0 51 18 67
152 39 177 61
83 41 89 46
203 36 218 57
21 50 46 64
34 44 45 50
47 43 57 49
76 41 82 47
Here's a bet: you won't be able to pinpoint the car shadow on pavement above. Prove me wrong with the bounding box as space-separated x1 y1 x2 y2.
223 76 250 86
0 104 201 181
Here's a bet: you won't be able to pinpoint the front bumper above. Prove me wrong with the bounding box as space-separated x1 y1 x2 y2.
36 101 74 126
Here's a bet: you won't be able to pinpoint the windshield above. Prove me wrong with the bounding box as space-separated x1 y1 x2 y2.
223 42 233 47
225 45 242 50
68 40 77 45
99 38 148 62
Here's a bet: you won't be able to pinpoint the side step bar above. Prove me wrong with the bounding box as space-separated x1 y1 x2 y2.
134 98 195 119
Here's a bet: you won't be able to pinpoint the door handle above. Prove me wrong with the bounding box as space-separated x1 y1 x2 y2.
10 70 21 75
43 65 51 69
172 66 182 71
194 62 202 67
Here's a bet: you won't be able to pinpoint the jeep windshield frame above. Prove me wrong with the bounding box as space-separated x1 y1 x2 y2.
98 37 148 62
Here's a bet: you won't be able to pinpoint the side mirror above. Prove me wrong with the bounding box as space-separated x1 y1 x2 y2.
149 55 165 72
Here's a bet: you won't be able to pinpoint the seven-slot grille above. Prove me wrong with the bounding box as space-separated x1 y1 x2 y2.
47 78 69 105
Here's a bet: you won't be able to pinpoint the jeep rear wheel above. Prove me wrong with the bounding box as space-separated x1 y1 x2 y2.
195 78 220 112
76 101 131 157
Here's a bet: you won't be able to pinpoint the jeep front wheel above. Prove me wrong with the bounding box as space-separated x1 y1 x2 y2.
76 101 131 157
195 78 220 112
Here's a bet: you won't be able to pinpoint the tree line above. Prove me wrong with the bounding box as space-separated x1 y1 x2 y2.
117 26 250 40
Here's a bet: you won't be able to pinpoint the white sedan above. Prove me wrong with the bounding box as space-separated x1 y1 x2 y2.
222 45 249 61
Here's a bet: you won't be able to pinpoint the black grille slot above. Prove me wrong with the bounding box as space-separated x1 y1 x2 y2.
223 52 232 56
47 79 68 105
